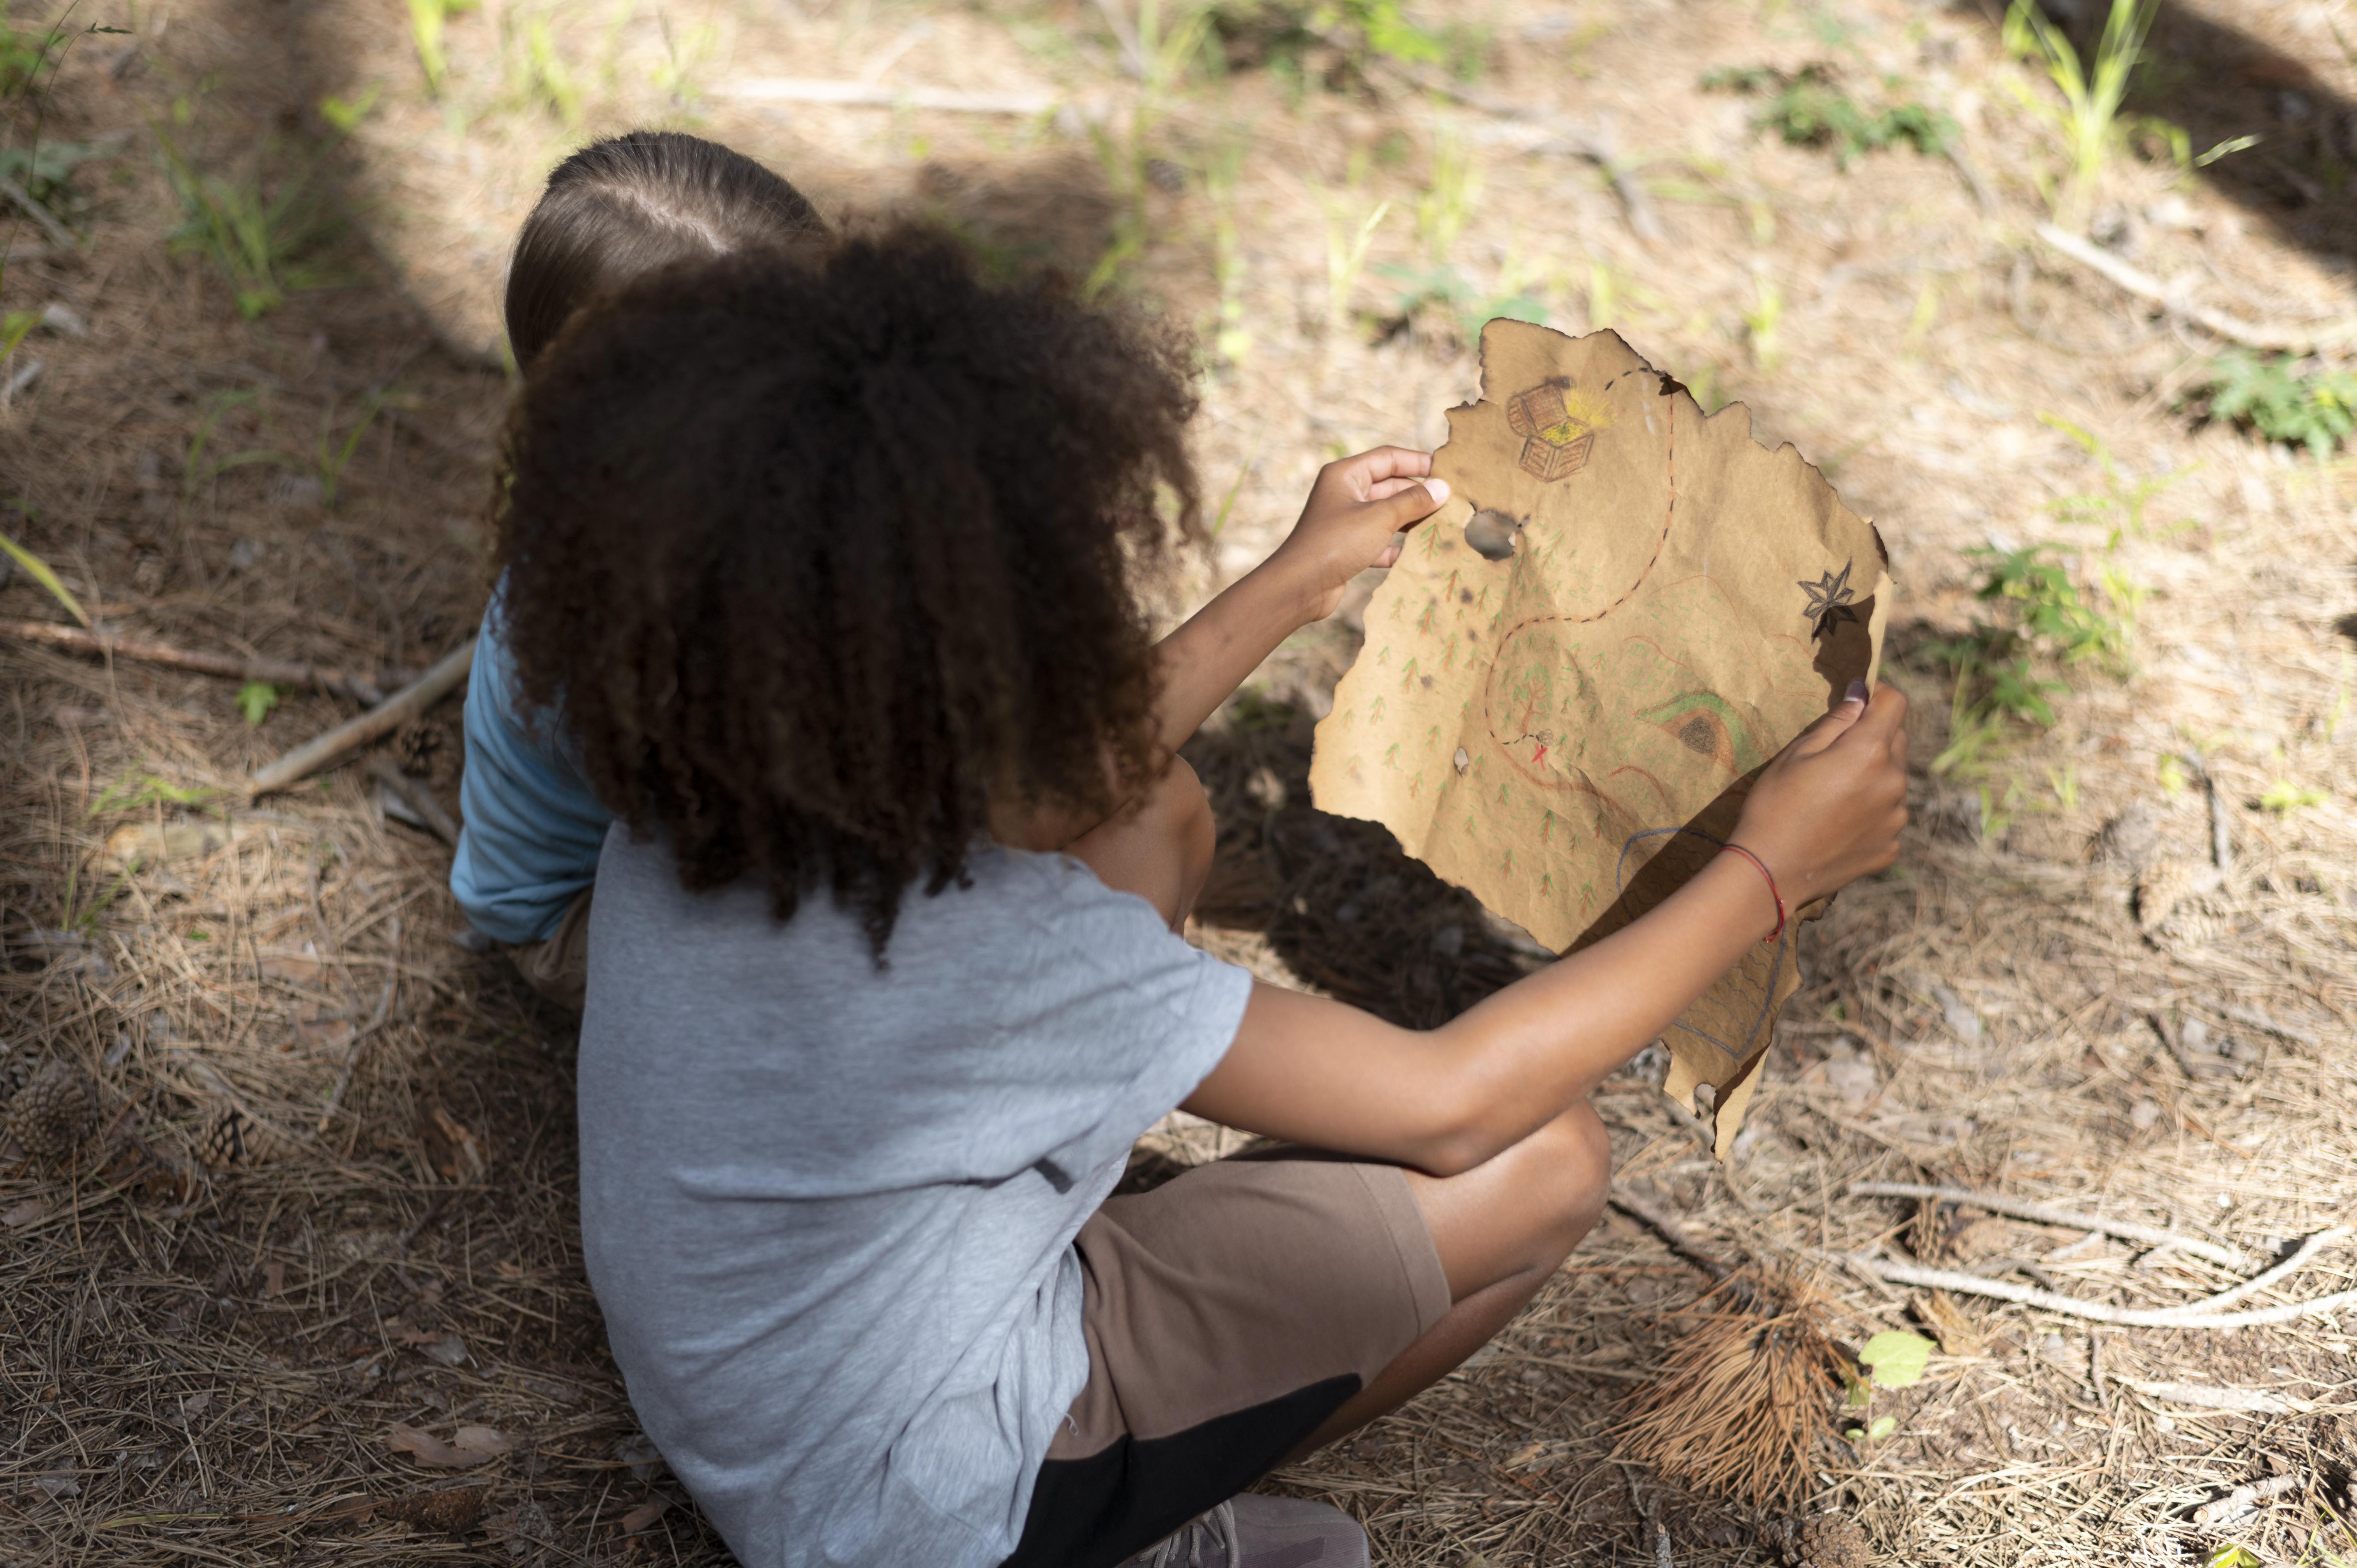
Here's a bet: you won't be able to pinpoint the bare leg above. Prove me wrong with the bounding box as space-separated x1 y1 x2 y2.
1285 1100 1612 1459
1061 757 1216 931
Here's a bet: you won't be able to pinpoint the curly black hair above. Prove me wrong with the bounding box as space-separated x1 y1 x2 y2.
495 228 1202 954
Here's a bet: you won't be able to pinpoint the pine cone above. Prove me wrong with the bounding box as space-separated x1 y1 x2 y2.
196 1104 292 1169
3 1058 98 1164
394 720 451 782
1779 1513 1871 1568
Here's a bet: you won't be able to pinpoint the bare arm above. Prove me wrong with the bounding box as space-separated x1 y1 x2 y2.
1182 682 1912 1174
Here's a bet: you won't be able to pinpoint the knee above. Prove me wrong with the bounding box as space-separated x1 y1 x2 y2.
1520 1100 1611 1251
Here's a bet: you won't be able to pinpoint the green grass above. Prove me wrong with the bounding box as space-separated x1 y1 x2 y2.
158 117 342 319
1700 64 1956 169
2185 352 2357 460
1380 262 1543 346
1923 542 2140 779
2002 0 2157 223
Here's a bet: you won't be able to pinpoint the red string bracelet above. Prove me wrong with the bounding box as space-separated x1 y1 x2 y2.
1718 844 1785 945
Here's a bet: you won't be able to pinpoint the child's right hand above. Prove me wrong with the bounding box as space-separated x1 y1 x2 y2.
1728 678 1910 915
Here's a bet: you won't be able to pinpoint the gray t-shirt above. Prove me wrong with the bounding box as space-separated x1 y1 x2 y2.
576 828 1253 1568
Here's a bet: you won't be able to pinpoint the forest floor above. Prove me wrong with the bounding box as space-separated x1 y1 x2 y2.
2 0 2355 1563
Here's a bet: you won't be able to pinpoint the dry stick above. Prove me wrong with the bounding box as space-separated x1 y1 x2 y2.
1846 1182 2252 1270
2192 1472 2304 1528
364 758 458 848
2034 224 2357 353
248 639 475 796
2169 1227 2354 1317
1608 1186 1732 1281
1848 1255 2357 1329
711 78 1057 115
0 616 408 703
2122 1381 2311 1416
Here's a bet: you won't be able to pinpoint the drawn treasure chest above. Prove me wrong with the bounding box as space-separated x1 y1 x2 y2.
1505 380 1597 481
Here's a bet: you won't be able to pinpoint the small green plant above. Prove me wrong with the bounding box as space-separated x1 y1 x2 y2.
1206 0 1473 91
653 15 719 107
1318 185 1391 340
158 120 340 319
1839 1329 1933 1443
2036 413 2191 541
1701 64 1956 169
87 770 217 818
509 7 583 126
1082 0 1212 298
2260 779 2329 814
1741 270 1785 370
2002 0 2157 223
1924 543 2137 777
236 681 281 726
318 84 381 135
0 528 92 625
0 139 107 233
1380 261 1543 346
183 388 297 500
316 390 394 509
1414 123 1480 264
408 0 478 95
2186 351 2357 460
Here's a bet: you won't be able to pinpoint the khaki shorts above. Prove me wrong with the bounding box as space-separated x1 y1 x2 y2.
1004 1150 1451 1568
503 886 594 1012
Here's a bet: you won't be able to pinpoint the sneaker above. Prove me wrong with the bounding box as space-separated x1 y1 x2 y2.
1118 1494 1369 1568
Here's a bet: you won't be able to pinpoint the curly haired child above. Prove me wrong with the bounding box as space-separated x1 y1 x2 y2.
451 131 825 1008
493 233 1910 1568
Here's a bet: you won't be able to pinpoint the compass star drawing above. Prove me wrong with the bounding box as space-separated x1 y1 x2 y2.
1797 562 1860 639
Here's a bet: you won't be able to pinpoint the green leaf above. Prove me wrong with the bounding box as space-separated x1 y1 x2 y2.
0 531 92 626
2203 1547 2264 1568
236 681 281 727
1859 1330 1936 1388
1866 1415 1897 1441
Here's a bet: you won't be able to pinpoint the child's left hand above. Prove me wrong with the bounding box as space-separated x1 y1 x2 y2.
1266 447 1452 622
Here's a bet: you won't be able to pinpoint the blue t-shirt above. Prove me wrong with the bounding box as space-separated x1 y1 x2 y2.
450 591 613 943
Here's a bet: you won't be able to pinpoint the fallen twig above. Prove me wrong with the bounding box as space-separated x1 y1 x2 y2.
2035 224 2357 353
712 78 1057 115
1847 1182 2252 1270
2192 1471 2304 1527
249 639 475 796
0 616 408 703
2123 1380 2311 1416
366 757 459 848
1609 1186 1732 1280
1850 1252 2357 1328
2173 1228 2353 1317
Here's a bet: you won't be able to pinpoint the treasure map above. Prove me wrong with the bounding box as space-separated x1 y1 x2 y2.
1309 322 1891 1158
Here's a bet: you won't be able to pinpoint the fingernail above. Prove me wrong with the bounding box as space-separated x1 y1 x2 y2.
1424 477 1450 505
1845 678 1869 704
